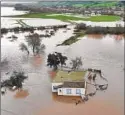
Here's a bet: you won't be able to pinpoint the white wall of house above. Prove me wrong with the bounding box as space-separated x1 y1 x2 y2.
91 13 96 16
52 83 63 92
57 88 63 95
114 11 123 15
57 88 86 96
97 13 101 16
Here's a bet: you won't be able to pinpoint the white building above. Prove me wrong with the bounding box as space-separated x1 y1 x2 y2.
51 70 87 97
52 81 86 96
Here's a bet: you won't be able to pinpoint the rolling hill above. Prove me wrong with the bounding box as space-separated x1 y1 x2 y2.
37 1 124 8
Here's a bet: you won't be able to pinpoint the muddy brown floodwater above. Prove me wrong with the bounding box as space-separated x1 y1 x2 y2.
1 31 124 115
1 9 124 115
14 89 29 99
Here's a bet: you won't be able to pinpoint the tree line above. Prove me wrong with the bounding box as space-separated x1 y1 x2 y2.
75 23 124 35
1 25 68 35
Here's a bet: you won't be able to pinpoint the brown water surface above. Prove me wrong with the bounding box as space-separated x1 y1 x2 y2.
14 89 29 99
1 29 124 115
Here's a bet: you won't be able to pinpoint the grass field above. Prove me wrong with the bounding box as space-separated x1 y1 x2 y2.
58 31 85 46
18 13 121 22
52 70 86 83
58 36 79 46
87 15 120 22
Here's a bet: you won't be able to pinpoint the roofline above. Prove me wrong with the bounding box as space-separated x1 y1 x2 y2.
52 80 86 83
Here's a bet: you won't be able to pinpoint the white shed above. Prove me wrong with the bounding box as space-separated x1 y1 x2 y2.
52 83 63 92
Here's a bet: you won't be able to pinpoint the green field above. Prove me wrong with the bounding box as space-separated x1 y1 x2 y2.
52 70 86 83
58 31 85 46
86 15 121 22
18 13 121 22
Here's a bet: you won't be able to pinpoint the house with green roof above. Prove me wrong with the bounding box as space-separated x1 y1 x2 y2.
52 70 87 97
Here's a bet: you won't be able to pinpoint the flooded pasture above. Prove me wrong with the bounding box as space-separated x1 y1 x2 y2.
1 7 28 16
1 7 124 115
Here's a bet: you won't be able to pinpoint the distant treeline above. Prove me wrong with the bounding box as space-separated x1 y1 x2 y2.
1 25 68 35
14 1 124 8
75 23 125 35
85 26 124 34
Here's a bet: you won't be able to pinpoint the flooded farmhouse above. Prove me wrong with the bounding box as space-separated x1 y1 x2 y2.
1 1 124 115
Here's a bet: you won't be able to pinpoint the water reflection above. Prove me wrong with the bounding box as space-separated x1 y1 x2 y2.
14 89 29 99
87 34 104 39
52 92 82 104
87 34 124 41
114 35 124 41
29 55 43 67
48 71 57 79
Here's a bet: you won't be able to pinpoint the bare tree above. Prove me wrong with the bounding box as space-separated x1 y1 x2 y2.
26 33 45 55
70 57 83 70
19 43 29 55
19 33 45 56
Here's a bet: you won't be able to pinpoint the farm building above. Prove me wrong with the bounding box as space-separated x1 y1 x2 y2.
52 70 87 97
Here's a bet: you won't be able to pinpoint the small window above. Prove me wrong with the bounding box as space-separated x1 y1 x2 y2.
53 86 57 90
66 89 71 94
76 89 81 94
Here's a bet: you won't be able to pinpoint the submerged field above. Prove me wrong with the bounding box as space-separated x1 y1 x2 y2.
18 13 121 22
1 29 124 115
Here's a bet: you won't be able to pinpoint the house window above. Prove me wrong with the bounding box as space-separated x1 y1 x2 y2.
76 89 81 94
53 86 57 90
66 89 71 94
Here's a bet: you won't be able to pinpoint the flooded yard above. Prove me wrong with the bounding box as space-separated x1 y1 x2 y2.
1 7 124 115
